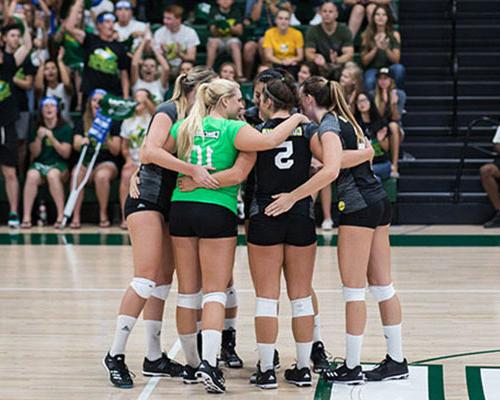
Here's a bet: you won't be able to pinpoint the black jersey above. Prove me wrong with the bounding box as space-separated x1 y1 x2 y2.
250 116 318 217
319 112 387 214
137 101 178 208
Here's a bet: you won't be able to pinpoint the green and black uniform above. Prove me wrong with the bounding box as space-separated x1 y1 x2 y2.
29 123 73 176
169 116 247 238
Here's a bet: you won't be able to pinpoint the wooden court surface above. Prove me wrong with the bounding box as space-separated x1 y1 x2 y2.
0 225 499 400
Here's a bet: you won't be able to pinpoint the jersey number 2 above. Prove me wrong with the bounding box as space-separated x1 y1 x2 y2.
274 141 294 170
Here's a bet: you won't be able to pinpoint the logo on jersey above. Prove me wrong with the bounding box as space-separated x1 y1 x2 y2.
203 130 220 139
338 201 346 212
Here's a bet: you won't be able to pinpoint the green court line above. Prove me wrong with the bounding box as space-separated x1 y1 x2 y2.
428 364 446 400
0 233 499 246
412 349 500 365
466 367 486 400
313 376 332 400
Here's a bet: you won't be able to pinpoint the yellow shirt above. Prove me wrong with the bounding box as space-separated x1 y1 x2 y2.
263 27 304 60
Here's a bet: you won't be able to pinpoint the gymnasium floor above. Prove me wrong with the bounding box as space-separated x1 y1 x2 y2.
0 225 499 400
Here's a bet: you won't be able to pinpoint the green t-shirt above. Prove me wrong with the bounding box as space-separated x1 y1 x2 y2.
208 5 243 37
362 33 401 70
305 23 353 61
170 116 247 214
30 123 73 166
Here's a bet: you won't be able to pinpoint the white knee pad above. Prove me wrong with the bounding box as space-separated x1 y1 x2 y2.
177 291 203 309
255 297 278 318
130 277 156 299
291 296 314 318
343 286 366 302
151 284 171 300
202 292 227 307
225 286 238 309
369 283 396 302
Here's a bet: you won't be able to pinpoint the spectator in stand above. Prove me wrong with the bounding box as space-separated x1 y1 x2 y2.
0 18 32 228
206 0 244 81
113 0 146 53
9 22 37 174
341 0 393 38
243 0 292 79
361 4 404 91
297 60 319 85
480 135 500 228
179 60 194 75
305 0 353 80
70 89 122 229
219 61 237 81
340 61 363 112
354 91 391 180
55 0 87 111
21 96 73 229
262 8 304 78
373 67 405 178
66 0 130 101
34 49 73 126
119 89 154 229
85 0 114 30
131 31 169 105
153 5 200 79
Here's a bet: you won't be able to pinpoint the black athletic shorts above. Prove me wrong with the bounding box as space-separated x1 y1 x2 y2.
339 197 392 229
0 123 18 167
169 201 238 238
124 195 170 221
247 212 317 246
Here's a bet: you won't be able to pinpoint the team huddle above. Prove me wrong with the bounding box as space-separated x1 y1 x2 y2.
102 65 409 394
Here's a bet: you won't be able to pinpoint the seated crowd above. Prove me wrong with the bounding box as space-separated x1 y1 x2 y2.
0 0 406 228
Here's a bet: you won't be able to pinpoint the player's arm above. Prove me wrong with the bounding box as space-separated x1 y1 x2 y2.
341 137 375 168
178 151 256 191
264 132 342 217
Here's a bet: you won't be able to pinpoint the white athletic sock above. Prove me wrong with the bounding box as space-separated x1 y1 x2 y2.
313 314 322 343
296 341 313 369
144 320 162 361
383 324 404 362
345 334 363 369
179 333 201 367
224 318 237 330
202 329 222 367
110 315 137 357
257 343 275 372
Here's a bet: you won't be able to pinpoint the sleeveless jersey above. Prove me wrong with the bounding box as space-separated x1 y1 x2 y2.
250 117 317 218
136 101 178 208
170 116 247 214
318 112 387 214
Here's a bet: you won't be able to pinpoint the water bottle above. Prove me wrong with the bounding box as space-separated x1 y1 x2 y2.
38 201 47 227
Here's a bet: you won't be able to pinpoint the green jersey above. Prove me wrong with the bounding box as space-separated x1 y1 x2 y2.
29 123 73 166
170 116 247 214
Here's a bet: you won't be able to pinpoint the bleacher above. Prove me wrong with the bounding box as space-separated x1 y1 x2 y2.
396 0 500 223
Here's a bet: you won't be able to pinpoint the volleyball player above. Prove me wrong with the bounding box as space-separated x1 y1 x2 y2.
247 73 375 389
159 78 309 393
103 67 218 389
244 68 334 376
300 77 408 384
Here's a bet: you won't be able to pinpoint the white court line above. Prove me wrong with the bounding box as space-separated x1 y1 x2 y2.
137 338 181 400
2 287 500 294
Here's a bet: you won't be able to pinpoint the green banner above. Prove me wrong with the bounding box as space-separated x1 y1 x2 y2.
99 94 136 120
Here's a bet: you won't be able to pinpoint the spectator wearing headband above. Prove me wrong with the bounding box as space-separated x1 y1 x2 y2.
21 96 73 229
70 88 122 229
0 17 32 228
114 0 146 53
153 5 200 78
66 0 130 100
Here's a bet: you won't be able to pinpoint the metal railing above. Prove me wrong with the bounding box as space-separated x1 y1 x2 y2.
449 0 459 136
453 117 499 202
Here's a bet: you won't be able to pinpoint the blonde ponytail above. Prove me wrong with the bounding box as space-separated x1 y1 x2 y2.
330 81 364 143
177 78 240 159
170 73 188 119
